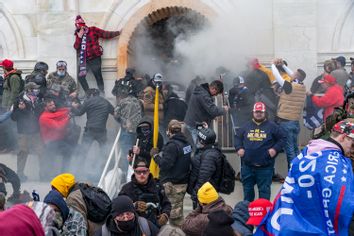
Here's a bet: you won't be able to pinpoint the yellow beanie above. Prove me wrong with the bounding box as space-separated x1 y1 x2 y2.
197 182 219 204
50 173 75 198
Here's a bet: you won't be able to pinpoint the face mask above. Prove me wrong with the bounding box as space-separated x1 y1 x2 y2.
30 89 40 96
140 126 151 137
115 219 135 232
57 71 65 77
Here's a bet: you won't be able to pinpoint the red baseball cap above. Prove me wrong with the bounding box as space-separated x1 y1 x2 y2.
246 198 273 226
318 74 336 85
0 59 14 69
253 102 266 112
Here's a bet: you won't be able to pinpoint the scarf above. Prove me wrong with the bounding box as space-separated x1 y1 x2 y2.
78 31 87 77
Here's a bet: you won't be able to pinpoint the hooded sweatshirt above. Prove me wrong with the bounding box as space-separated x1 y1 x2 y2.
136 117 164 165
184 83 224 127
0 204 45 236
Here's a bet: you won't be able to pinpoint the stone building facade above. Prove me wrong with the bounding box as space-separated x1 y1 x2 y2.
0 0 353 97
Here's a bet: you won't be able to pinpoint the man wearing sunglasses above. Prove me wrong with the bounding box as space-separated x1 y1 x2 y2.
119 158 171 228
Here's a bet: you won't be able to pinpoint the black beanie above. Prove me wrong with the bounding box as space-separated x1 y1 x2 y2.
111 195 136 217
203 210 235 236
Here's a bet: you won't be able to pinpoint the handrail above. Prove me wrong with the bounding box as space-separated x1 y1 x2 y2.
98 128 122 188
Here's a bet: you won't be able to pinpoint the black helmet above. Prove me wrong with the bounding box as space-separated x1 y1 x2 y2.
197 128 216 145
34 61 49 72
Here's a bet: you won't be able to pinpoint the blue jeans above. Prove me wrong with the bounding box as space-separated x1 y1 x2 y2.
241 164 273 201
278 120 300 169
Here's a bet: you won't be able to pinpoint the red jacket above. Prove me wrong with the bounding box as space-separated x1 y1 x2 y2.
312 84 344 122
74 26 120 60
39 107 70 143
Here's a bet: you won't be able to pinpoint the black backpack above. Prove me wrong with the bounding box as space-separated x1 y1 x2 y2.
77 183 112 223
215 149 236 194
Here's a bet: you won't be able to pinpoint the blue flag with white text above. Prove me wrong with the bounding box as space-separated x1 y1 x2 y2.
254 147 354 235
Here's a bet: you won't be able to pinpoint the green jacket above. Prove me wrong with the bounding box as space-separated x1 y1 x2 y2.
1 70 23 109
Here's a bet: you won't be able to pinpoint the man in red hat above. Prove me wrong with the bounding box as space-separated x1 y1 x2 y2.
74 15 121 94
235 102 286 202
310 74 344 123
0 59 23 109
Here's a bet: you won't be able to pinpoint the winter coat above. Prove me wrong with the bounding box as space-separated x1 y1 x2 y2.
47 72 77 94
118 174 171 226
163 92 187 129
142 86 164 121
1 69 23 109
136 117 164 166
39 107 70 143
114 95 143 133
74 26 120 60
154 133 192 185
67 187 100 236
184 83 224 127
11 92 43 134
234 119 286 167
181 197 232 236
71 95 114 131
188 145 223 200
231 201 253 236
312 84 344 122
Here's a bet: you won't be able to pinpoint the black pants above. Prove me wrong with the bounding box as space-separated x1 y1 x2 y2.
78 56 105 93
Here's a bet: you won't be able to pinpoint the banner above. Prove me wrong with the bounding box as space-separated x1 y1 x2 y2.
255 147 354 235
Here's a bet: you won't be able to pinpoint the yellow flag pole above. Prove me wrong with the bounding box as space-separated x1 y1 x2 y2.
149 84 160 178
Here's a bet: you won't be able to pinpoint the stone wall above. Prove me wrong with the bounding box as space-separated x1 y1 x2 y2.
0 0 353 98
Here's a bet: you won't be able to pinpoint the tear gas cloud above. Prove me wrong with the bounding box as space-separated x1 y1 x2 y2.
131 2 273 88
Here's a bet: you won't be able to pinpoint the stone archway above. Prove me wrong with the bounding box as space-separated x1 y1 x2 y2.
116 0 217 77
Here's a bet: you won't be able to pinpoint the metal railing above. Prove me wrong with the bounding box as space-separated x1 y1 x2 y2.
98 128 123 199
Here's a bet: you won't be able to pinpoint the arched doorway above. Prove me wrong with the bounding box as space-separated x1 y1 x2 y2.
116 0 216 78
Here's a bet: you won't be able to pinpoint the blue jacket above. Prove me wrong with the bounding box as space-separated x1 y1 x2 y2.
234 119 286 167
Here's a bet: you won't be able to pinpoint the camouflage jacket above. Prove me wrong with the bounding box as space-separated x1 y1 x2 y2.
114 95 142 133
47 72 77 94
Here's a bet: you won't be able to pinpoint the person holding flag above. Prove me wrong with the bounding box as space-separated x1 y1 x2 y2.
254 119 354 235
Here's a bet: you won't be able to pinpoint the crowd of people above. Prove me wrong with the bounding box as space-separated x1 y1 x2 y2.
0 14 353 236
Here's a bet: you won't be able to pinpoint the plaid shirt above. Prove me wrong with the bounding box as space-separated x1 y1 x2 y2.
74 26 120 60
